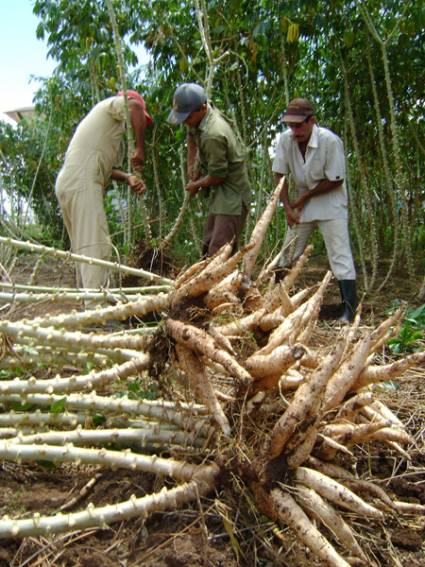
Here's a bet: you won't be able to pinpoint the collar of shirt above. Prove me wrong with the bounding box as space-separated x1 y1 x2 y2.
306 124 319 150
197 104 214 132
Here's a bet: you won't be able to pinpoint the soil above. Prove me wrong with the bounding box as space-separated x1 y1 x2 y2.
0 254 424 566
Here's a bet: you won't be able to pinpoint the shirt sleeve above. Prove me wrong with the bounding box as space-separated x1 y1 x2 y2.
324 135 346 181
201 135 229 178
272 133 289 175
109 97 126 121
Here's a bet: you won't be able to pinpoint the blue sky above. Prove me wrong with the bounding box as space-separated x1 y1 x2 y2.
0 0 55 122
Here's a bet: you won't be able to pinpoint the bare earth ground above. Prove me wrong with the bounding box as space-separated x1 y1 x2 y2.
0 255 424 566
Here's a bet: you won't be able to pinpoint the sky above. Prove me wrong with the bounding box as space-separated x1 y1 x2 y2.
0 0 56 124
0 0 149 126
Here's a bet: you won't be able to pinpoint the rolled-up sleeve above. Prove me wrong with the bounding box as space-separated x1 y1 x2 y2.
272 133 289 174
324 136 345 181
202 135 229 178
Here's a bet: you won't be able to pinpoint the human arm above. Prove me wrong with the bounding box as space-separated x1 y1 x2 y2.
187 131 199 181
185 134 227 197
185 174 225 197
292 178 343 210
275 173 299 227
129 99 147 169
111 169 146 195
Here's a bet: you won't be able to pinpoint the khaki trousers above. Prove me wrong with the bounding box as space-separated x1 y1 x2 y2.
279 219 356 280
56 168 112 291
202 206 248 257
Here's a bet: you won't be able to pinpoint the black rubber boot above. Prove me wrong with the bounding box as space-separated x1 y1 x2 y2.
338 280 357 323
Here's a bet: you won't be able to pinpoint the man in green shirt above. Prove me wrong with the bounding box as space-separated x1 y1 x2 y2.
168 83 251 256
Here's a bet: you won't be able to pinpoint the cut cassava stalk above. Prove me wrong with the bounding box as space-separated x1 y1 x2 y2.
243 179 284 278
0 393 210 432
176 344 231 435
0 355 150 395
28 292 172 329
0 468 218 538
295 467 385 519
0 290 161 305
11 426 206 449
0 236 173 285
0 411 86 429
0 440 214 482
271 489 352 567
0 320 145 361
0 281 171 294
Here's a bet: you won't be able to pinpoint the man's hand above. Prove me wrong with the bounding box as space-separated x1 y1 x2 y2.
128 174 146 195
285 206 300 227
292 193 308 211
185 180 199 197
131 147 145 170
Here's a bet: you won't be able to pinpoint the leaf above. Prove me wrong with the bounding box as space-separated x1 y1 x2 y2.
92 413 107 426
50 397 67 414
287 23 299 43
36 460 57 471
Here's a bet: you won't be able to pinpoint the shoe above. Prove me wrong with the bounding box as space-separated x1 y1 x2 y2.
338 280 357 323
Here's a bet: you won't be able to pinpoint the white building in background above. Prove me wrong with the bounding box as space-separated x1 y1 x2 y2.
3 106 36 124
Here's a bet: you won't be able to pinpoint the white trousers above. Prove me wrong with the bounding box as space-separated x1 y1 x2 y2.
279 219 356 280
56 167 112 291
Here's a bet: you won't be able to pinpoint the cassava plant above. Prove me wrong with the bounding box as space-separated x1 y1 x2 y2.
0 202 424 566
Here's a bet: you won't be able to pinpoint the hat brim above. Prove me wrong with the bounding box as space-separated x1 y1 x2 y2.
167 108 191 125
282 114 308 123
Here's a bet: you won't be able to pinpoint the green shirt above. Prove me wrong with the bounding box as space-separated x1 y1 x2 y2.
192 106 251 215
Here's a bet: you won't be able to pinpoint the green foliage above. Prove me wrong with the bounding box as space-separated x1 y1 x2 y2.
92 413 107 426
0 0 423 280
388 304 425 353
50 397 67 414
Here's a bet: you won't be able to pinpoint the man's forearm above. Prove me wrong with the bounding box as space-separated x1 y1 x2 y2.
275 173 290 208
191 174 224 189
111 169 130 183
129 101 146 156
187 133 198 172
308 178 343 198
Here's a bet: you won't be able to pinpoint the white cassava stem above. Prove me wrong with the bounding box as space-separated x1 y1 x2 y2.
0 411 86 428
0 346 109 369
0 393 209 430
0 355 150 395
0 440 215 481
27 292 172 329
0 319 148 353
11 426 206 449
0 468 218 538
0 282 171 294
0 291 162 304
0 236 173 285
